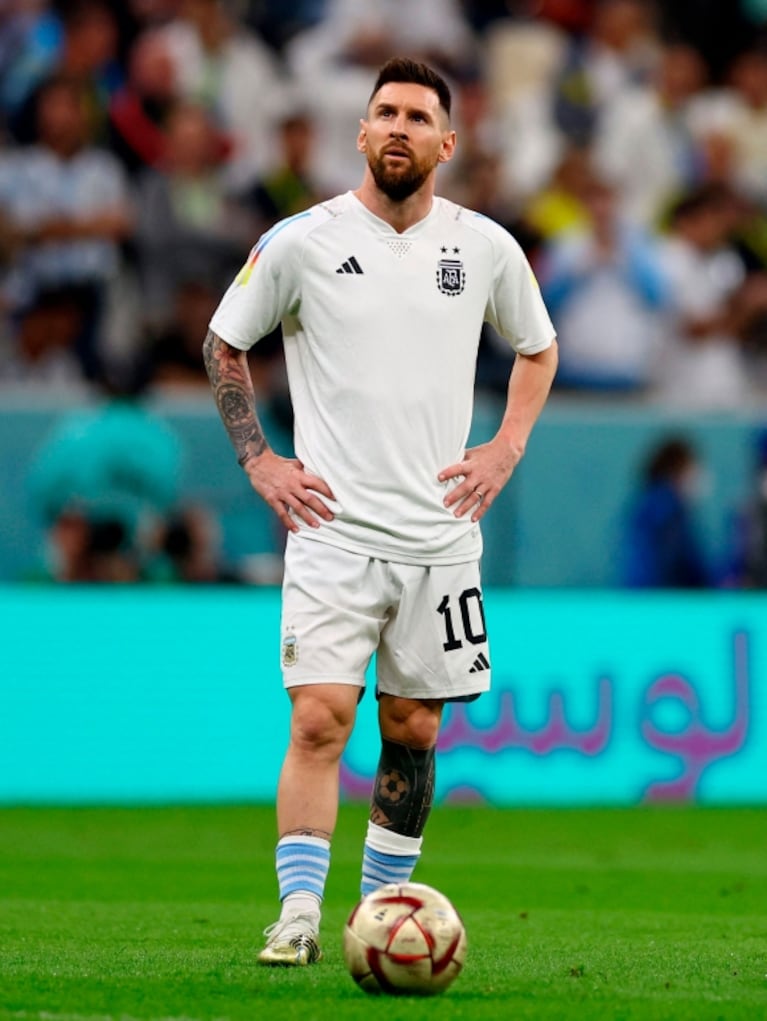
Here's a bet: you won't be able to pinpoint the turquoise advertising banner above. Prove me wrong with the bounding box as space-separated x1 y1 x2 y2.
0 588 761 804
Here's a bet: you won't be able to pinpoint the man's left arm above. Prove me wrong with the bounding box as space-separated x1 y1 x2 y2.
439 340 558 522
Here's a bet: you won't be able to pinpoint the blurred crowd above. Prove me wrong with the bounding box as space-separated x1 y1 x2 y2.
4 0 767 404
6 0 767 583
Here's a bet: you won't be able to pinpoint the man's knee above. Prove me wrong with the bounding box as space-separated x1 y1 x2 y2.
289 685 358 755
379 696 443 748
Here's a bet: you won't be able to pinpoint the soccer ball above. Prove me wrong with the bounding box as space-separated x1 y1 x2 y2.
343 881 467 996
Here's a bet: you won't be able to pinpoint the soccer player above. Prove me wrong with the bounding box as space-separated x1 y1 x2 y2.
203 57 558 966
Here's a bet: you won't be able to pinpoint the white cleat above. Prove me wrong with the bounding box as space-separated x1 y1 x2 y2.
257 913 322 966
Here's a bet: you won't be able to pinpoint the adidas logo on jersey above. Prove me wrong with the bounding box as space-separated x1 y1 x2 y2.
469 652 490 674
336 256 364 275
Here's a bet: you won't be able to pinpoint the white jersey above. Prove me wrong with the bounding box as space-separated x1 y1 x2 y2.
210 191 554 565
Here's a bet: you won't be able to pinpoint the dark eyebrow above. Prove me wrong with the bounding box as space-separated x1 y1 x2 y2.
374 101 434 122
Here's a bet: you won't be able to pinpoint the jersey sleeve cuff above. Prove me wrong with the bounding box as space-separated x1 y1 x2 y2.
515 333 556 356
207 318 254 352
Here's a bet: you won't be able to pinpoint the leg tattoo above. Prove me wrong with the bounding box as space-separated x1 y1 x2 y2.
282 827 333 841
370 738 435 837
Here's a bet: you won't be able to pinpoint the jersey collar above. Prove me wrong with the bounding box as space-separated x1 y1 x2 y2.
347 190 439 236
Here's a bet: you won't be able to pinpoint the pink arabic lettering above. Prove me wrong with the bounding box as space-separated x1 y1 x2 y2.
641 631 750 801
338 677 613 800
338 634 752 803
437 678 613 756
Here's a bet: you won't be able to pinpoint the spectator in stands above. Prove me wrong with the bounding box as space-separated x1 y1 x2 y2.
287 0 477 81
243 106 324 231
135 100 252 327
147 275 219 389
0 73 132 381
0 285 87 384
712 45 767 208
155 0 288 189
147 504 241 583
25 509 142 583
495 0 659 207
57 1 123 134
107 29 179 177
654 184 767 409
540 174 668 391
8 1 123 146
621 436 710 588
26 374 183 582
0 1 62 129
725 193 767 392
594 42 713 226
441 72 516 208
551 0 660 146
523 142 595 240
487 17 569 203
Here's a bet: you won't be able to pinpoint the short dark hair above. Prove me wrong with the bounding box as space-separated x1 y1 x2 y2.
667 183 732 225
643 438 697 484
368 57 452 119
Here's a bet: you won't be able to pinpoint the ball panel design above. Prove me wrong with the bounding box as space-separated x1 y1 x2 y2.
343 881 466 997
368 944 434 994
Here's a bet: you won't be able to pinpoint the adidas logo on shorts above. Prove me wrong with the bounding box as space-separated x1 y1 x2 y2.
469 652 490 673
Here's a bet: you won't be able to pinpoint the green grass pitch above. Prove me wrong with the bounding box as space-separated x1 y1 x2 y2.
1 804 766 1021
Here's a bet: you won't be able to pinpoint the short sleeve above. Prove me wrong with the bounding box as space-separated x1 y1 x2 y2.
208 211 309 351
483 223 556 355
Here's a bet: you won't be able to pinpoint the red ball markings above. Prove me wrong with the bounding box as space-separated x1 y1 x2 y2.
344 882 466 996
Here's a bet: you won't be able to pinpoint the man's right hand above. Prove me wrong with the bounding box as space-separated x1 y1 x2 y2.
243 448 335 533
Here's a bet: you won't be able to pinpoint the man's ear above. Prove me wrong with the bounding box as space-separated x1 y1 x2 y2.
438 129 457 164
357 118 368 153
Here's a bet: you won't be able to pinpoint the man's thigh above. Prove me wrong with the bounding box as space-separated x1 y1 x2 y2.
280 536 392 689
377 560 491 702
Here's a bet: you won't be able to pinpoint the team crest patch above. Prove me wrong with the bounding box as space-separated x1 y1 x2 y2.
436 252 465 296
282 632 298 667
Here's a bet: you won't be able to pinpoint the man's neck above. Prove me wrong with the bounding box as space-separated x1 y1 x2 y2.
45 140 82 160
353 177 435 234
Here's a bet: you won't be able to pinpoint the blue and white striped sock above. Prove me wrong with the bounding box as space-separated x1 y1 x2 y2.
276 835 330 910
361 821 422 897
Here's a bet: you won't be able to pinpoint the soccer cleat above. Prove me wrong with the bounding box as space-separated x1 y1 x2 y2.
257 913 322 966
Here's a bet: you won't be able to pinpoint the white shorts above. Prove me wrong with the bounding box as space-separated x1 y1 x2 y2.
280 535 491 701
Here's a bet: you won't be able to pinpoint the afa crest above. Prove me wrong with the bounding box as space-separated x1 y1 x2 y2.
282 632 298 667
436 256 465 296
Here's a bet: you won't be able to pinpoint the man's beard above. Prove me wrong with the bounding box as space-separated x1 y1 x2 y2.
367 149 433 201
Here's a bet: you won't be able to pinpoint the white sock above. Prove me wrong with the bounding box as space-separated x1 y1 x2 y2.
281 891 321 924
361 821 422 896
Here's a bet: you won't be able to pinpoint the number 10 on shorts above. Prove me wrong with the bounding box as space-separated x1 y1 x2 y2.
437 588 487 651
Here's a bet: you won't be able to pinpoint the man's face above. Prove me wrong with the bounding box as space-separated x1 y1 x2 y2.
357 81 455 201
37 83 87 153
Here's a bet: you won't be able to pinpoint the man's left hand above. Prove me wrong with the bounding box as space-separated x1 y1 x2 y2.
438 438 523 522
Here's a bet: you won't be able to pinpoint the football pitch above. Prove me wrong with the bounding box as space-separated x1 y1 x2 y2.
1 804 766 1021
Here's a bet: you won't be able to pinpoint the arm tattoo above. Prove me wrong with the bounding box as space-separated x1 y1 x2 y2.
203 329 267 467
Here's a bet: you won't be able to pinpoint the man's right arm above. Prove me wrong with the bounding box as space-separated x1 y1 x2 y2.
203 329 335 532
203 328 267 468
